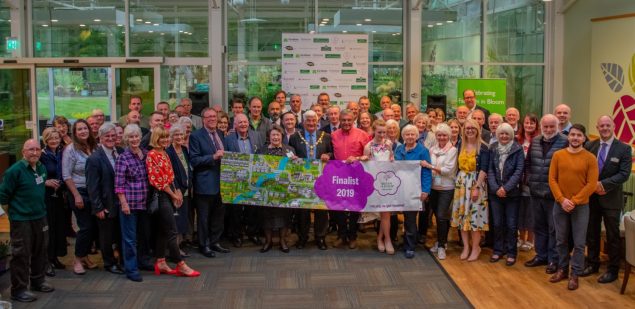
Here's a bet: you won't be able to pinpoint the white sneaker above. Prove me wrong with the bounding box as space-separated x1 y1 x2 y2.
430 241 439 253
437 247 446 260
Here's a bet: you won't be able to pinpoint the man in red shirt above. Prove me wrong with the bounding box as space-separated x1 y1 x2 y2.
330 110 371 249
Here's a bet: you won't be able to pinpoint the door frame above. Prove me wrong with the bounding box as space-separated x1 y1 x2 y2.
110 63 161 121
0 64 37 140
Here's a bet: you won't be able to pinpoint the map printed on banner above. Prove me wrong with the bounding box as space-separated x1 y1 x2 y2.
220 152 423 212
281 33 369 109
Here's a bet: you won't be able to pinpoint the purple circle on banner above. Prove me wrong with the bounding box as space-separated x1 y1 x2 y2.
314 161 375 211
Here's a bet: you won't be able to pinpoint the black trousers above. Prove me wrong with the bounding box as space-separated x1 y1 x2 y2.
297 209 329 242
425 189 455 246
226 204 261 240
587 196 622 273
153 192 181 263
46 194 68 259
69 187 97 257
10 217 48 296
333 211 359 241
97 215 121 267
195 194 225 248
136 209 154 266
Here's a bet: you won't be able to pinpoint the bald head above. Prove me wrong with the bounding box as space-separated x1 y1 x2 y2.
596 115 615 141
22 139 42 166
554 104 571 128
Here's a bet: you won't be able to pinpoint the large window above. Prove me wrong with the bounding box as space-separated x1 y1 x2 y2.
32 0 125 57
130 2 208 57
0 4 10 58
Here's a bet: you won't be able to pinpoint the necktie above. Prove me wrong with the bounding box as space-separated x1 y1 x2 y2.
211 131 224 151
598 142 607 171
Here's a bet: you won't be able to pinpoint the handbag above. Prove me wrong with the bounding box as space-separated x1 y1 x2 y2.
147 188 159 215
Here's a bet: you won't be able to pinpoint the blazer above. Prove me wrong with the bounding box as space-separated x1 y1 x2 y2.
166 145 193 194
475 105 491 131
585 138 632 209
189 127 225 195
288 129 333 159
86 146 123 218
224 130 265 154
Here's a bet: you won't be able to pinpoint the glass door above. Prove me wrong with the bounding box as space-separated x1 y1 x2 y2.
0 67 34 177
112 65 159 125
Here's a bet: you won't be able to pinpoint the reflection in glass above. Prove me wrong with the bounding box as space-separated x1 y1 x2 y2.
421 65 480 116
227 64 281 106
161 65 209 114
116 68 155 122
370 66 403 112
130 1 208 57
486 65 543 117
32 0 125 57
0 4 11 57
0 69 32 164
36 67 111 129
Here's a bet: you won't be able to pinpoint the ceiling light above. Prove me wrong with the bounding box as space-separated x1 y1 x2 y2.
342 30 347 33
94 19 101 22
117 24 123 27
153 23 159 26
136 18 143 22
447 20 453 23
148 30 154 33
319 24 325 27
80 24 86 27
427 24 433 28
322 18 329 21
356 23 362 26
42 24 49 27
364 18 371 22
51 19 58 22
372 30 376 33
396 33 400 35
436 22 442 25
145 21 151 24
309 30 315 34
179 30 184 33
160 33 165 35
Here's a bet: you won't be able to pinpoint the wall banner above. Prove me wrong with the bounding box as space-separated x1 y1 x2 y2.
221 152 422 212
457 79 507 115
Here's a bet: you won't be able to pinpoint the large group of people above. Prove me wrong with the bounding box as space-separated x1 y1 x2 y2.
0 89 632 302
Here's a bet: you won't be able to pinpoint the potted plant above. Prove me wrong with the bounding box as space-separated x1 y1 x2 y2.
0 240 10 274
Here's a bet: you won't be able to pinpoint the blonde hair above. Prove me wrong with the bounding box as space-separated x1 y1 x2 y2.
149 126 170 149
41 127 61 145
372 119 386 130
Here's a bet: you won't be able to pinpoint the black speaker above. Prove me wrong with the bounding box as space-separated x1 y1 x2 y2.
189 92 209 117
426 95 446 113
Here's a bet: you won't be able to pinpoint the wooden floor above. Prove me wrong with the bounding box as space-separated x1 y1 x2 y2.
434 232 635 309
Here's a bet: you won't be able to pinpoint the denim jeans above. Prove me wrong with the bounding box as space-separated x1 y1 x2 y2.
69 187 97 257
490 195 520 258
119 209 140 275
403 211 419 252
532 196 558 264
554 203 589 275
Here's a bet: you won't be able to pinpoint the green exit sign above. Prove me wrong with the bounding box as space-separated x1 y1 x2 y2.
6 37 19 52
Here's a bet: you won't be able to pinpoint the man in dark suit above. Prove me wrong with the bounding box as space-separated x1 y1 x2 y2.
223 114 265 247
86 123 124 274
581 115 632 283
140 112 165 150
288 110 333 250
463 89 491 131
469 109 491 143
320 105 340 134
189 107 229 258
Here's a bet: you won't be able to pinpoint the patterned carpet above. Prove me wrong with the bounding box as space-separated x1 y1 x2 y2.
0 232 472 309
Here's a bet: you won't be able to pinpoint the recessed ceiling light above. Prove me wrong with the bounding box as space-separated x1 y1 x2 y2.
427 24 433 28
153 23 159 26
372 31 376 33
342 30 347 33
149 30 153 33
145 21 151 24
364 18 371 22
51 19 58 22
117 24 123 27
80 24 86 27
94 19 101 22
447 20 453 23
319 24 325 27
396 33 400 35
179 30 183 33
322 18 329 21
136 18 143 22
436 22 442 25
188 33 192 35
160 33 165 35
356 23 362 26
42 24 49 27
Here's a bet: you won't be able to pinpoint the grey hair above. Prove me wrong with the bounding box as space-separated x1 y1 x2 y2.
435 123 452 137
98 122 116 138
123 124 142 142
169 124 185 138
177 116 193 126
303 110 318 122
401 124 418 136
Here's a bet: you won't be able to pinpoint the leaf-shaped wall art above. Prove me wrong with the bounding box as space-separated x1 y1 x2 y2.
612 95 635 144
629 53 635 93
601 63 624 92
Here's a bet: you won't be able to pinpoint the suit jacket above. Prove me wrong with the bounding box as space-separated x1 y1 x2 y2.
288 129 333 160
166 145 193 193
86 146 123 218
475 105 491 131
224 130 265 154
189 127 225 195
320 123 339 134
585 138 632 209
482 128 492 144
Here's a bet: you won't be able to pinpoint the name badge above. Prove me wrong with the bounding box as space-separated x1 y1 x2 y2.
610 157 619 163
35 175 44 185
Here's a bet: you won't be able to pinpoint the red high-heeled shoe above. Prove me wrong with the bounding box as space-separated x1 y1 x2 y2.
154 258 177 275
175 261 200 277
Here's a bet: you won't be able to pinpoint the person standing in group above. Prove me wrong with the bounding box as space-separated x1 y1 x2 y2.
39 128 67 275
62 119 99 275
487 123 525 266
331 110 371 249
0 140 55 302
581 116 632 284
166 124 194 257
363 120 395 255
288 110 332 250
146 127 200 277
115 124 148 282
247 96 273 141
86 123 125 275
516 113 541 252
358 112 374 136
420 124 458 260
394 125 432 259
548 124 598 290
462 89 491 130
180 97 203 129
451 119 489 262
190 108 230 257
524 114 568 274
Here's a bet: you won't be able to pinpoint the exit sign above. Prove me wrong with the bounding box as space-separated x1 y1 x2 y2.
6 37 18 52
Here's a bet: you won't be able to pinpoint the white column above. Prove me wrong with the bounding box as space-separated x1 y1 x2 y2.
210 0 225 108
406 0 422 108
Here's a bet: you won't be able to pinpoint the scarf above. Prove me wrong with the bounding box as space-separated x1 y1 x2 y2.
497 141 513 174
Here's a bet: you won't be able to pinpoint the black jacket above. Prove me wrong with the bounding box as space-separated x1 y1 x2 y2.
166 145 193 194
527 133 568 199
86 146 123 218
585 138 632 210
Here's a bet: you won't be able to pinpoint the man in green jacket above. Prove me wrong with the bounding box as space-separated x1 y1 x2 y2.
0 139 54 302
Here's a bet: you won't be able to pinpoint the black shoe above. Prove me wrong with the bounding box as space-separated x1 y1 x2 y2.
248 236 262 246
12 290 37 302
505 258 517 267
126 273 143 282
489 255 501 263
232 238 243 248
45 264 56 277
545 263 558 274
106 265 125 275
296 239 307 249
580 265 600 277
597 271 619 284
524 257 548 268
200 247 216 258
211 243 230 253
280 244 290 253
50 258 65 269
260 242 272 253
31 281 55 293
316 238 327 250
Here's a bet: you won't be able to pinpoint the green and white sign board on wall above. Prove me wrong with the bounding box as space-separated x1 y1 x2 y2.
457 79 507 115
